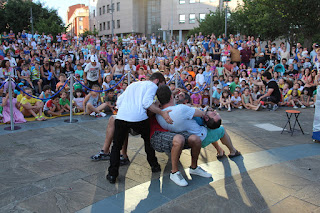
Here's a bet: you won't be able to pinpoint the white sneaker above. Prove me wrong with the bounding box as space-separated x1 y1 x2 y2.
293 106 298 109
227 107 231 112
301 105 306 109
238 106 243 109
170 171 188 187
310 104 315 108
189 166 212 178
99 112 107 117
90 112 96 116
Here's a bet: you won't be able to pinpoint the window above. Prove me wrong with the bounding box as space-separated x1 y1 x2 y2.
79 17 83 21
179 14 185 24
112 3 115 12
107 21 110 30
93 10 95 17
190 0 195 3
112 20 115 29
189 14 196 23
99 7 101 15
103 6 105 14
117 20 120 28
99 23 102 31
80 26 83 30
103 22 106 30
117 2 120 11
179 0 185 4
200 13 206 22
107 5 110 13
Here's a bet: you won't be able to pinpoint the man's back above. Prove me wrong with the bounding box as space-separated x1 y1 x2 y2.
156 104 207 141
117 81 157 122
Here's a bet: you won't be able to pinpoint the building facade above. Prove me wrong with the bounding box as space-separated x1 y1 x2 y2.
89 0 240 41
66 4 90 36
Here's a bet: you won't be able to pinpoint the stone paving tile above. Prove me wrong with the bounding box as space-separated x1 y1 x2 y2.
293 185 320 207
0 203 33 213
0 166 41 188
248 164 315 191
0 184 44 208
19 179 109 213
82 171 140 195
263 196 319 213
34 170 89 191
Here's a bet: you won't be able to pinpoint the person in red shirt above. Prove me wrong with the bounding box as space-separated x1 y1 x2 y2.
136 59 148 72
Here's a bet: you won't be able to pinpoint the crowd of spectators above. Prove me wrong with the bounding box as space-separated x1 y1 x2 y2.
0 30 319 124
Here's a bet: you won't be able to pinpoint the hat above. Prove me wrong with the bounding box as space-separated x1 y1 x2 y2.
90 55 97 63
109 80 116 85
217 84 222 90
18 82 24 87
182 71 189 75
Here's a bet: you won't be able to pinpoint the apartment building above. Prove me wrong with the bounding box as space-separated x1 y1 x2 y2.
89 0 240 41
66 4 89 36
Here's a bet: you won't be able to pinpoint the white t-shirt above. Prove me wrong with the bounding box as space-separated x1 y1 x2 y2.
124 64 136 73
84 62 101 81
116 81 157 122
156 104 207 141
231 96 241 104
196 73 205 85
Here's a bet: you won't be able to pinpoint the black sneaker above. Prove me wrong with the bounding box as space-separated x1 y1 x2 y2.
90 150 110 161
151 164 161 173
106 174 116 184
120 155 130 166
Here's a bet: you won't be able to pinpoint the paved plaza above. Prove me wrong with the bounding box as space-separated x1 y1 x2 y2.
0 107 320 213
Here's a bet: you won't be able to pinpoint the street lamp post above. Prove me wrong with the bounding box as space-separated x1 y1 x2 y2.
108 0 114 41
224 0 228 37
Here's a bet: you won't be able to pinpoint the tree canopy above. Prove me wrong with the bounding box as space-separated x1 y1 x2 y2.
0 0 65 35
188 0 320 47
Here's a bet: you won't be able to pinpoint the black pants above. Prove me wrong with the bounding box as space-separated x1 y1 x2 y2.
108 118 158 177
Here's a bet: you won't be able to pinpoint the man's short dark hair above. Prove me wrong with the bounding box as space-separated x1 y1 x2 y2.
262 71 272 80
156 85 171 105
150 72 166 84
204 117 222 129
184 93 191 103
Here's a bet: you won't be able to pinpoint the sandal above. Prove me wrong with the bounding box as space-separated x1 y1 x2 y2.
217 151 226 159
35 116 42 121
40 115 47 121
228 150 241 158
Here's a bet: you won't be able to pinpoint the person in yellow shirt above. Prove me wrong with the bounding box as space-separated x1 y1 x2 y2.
20 87 46 121
284 83 301 99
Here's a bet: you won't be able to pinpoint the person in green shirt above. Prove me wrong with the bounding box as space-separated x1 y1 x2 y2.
229 76 240 94
59 90 70 113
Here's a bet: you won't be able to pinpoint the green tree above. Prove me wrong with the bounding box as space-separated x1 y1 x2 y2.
187 10 237 38
0 0 64 36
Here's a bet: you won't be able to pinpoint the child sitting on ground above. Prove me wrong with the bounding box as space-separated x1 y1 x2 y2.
56 73 69 92
190 87 202 107
39 85 53 103
241 87 262 111
104 89 117 114
59 90 70 113
231 91 243 109
2 90 26 124
73 89 85 113
300 88 313 108
219 89 232 112
83 84 108 117
201 89 210 107
20 64 34 88
288 89 303 109
75 64 84 80
43 95 63 117
20 87 46 121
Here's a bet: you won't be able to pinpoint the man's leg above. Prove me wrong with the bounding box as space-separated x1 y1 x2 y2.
171 134 185 173
107 119 129 182
219 130 238 156
130 119 159 169
186 134 201 169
